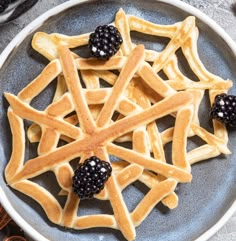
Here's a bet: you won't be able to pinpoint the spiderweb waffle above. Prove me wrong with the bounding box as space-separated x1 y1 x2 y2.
4 8 232 241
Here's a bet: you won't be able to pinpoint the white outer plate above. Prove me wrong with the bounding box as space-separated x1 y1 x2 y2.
0 0 235 241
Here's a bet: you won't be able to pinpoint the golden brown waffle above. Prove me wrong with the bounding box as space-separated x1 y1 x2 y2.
4 8 232 241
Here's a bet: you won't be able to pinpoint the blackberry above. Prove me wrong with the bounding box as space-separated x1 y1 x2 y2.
72 156 112 199
210 93 236 127
0 0 10 13
88 25 123 60
0 0 17 13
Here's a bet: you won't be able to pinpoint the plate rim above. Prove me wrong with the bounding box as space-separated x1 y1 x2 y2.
0 0 235 241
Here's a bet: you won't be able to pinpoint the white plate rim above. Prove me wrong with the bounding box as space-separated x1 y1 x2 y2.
0 0 235 240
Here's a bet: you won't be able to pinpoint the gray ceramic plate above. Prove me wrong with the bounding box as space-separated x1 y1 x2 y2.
0 1 236 241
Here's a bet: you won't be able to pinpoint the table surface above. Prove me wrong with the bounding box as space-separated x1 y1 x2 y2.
0 0 235 241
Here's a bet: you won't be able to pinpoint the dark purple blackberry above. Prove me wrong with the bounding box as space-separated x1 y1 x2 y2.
210 93 236 127
0 0 11 13
88 25 123 60
0 0 17 13
72 156 112 199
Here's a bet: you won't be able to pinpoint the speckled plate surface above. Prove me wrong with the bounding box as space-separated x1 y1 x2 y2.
0 1 236 241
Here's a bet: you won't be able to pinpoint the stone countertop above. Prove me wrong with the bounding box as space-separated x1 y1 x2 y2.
0 0 235 241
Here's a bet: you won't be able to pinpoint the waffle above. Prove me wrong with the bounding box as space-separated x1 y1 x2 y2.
4 8 232 241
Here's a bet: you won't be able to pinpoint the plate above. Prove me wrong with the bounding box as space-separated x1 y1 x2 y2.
0 1 236 241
